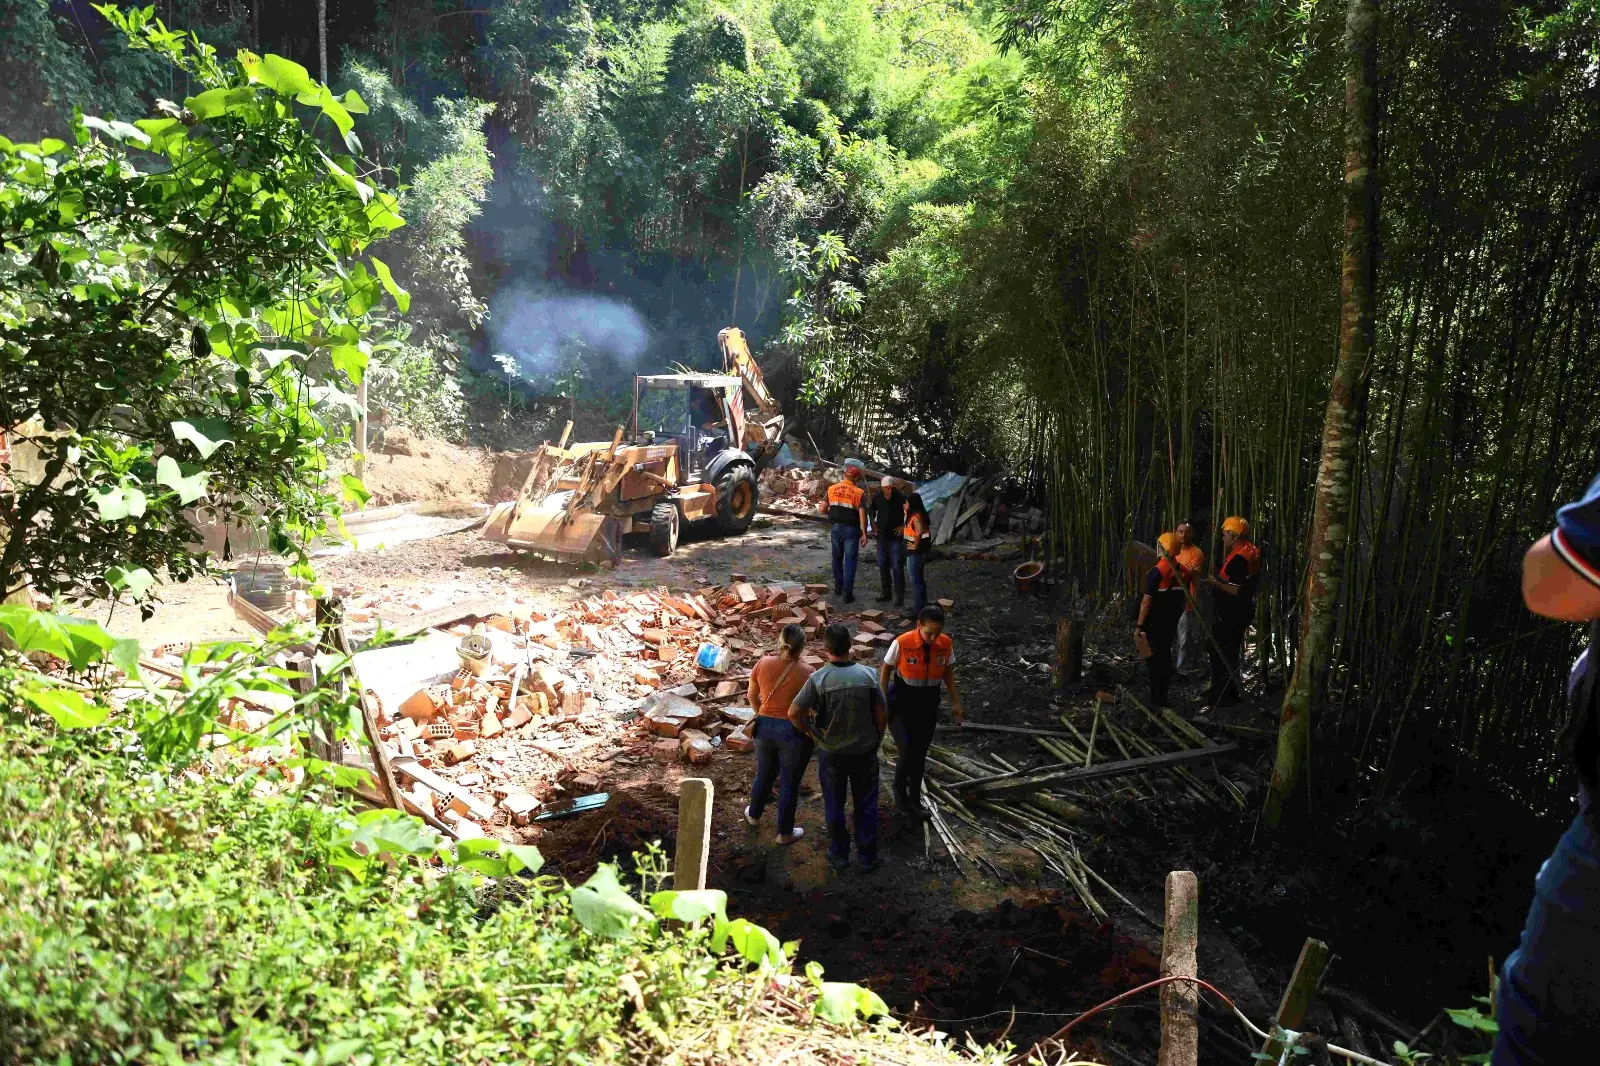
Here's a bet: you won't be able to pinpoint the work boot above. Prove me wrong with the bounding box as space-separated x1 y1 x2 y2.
844 591 855 603
876 583 891 602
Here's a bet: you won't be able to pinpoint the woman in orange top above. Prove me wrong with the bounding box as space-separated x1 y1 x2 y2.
745 624 815 843
903 493 933 616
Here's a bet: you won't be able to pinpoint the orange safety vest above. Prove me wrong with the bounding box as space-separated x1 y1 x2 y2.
1223 540 1262 578
827 481 863 508
1154 557 1185 591
903 512 929 551
826 481 864 526
894 629 953 684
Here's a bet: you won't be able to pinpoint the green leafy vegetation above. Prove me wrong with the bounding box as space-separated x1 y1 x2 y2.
0 601 946 1064
0 8 404 607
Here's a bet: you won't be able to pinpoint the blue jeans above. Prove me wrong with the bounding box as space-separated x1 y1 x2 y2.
876 535 906 600
748 716 814 836
1494 811 1600 1064
908 551 928 614
830 524 860 595
817 748 880 865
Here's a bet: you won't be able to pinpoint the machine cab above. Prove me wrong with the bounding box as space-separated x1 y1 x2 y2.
632 374 746 484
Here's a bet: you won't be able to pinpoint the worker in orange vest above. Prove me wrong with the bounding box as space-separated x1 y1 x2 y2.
877 604 964 819
820 463 869 602
1135 532 1189 707
1205 516 1261 707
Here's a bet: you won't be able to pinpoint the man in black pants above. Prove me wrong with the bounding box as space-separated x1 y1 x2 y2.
879 604 964 819
868 476 907 605
1205 516 1261 708
1135 532 1188 708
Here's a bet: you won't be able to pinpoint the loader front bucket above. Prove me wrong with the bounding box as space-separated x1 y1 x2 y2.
483 493 620 564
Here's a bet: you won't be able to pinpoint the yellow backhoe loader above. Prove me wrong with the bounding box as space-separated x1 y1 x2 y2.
482 328 786 563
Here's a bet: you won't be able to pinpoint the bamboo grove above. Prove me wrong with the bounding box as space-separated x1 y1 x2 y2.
827 0 1600 813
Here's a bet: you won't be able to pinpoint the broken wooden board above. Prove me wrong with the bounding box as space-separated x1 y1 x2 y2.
390 756 496 821
365 594 507 647
949 744 1239 798
934 482 969 546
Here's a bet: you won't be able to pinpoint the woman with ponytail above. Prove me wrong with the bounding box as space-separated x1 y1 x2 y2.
745 623 815 843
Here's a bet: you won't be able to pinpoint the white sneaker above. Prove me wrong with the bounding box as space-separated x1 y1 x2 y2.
744 806 760 826
776 827 804 845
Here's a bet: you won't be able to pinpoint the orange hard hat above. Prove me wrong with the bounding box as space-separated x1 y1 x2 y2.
1222 516 1250 537
1157 532 1179 555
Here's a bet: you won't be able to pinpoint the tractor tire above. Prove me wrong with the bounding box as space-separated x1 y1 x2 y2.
714 463 759 534
649 500 680 556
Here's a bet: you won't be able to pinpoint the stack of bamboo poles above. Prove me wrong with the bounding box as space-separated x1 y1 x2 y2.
882 688 1243 925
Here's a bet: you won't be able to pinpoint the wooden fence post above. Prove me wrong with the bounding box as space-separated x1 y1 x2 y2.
1055 616 1085 688
1158 870 1200 1066
675 778 714 891
1261 937 1331 1061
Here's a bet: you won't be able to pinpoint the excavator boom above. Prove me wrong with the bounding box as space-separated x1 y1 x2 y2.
717 327 784 467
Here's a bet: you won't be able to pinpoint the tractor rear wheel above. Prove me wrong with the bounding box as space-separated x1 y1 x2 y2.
649 500 680 556
714 463 758 534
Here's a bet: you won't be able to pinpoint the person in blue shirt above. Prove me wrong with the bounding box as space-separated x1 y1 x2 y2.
1495 473 1600 1063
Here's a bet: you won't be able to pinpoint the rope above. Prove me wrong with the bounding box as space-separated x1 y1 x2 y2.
1008 974 1399 1066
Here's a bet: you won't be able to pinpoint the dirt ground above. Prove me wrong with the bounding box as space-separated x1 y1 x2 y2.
108 460 1548 1062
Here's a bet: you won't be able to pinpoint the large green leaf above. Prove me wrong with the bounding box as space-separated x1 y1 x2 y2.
106 565 155 599
340 475 371 507
371 257 410 313
815 981 891 1025
156 456 210 504
330 344 369 385
91 485 147 522
20 683 109 729
454 838 513 877
81 115 151 147
503 843 544 874
570 864 656 939
185 86 255 121
342 808 445 858
171 419 234 460
649 889 728 924
713 917 784 964
0 606 118 670
255 54 317 98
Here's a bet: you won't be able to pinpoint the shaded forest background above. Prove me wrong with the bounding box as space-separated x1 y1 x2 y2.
5 0 1600 817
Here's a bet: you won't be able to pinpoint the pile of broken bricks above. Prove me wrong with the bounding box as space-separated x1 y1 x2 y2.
359 579 929 841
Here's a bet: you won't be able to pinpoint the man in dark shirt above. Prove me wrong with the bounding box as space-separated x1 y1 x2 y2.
1205 516 1260 707
1495 474 1600 1063
790 624 887 871
868 477 907 605
1135 532 1188 708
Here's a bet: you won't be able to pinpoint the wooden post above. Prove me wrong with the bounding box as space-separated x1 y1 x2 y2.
1158 870 1200 1066
1261 937 1331 1061
675 777 714 891
1055 617 1084 688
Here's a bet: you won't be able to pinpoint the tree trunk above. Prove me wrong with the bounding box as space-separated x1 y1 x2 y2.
317 0 328 84
1263 0 1379 826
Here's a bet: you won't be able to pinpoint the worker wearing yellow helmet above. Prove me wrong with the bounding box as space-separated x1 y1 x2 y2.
1204 516 1261 708
1134 531 1190 707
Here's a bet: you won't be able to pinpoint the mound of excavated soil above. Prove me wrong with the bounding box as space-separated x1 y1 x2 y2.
354 434 496 507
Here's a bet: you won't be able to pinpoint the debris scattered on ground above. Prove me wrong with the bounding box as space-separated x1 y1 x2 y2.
338 578 901 840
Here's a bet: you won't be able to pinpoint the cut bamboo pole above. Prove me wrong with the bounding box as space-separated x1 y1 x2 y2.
1159 871 1200 1066
1262 938 1332 1062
